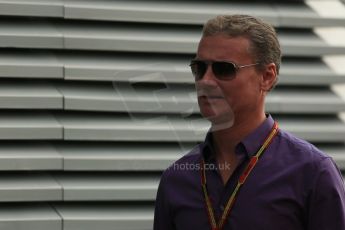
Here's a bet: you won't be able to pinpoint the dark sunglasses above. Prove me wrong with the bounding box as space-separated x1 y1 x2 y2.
189 60 259 81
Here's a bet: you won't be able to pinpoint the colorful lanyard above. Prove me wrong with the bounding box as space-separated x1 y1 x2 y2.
200 122 279 230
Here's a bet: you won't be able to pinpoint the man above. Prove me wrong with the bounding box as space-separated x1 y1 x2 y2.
154 14 345 230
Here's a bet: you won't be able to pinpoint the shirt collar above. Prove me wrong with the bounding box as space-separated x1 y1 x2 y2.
202 114 275 160
201 131 216 162
241 114 275 157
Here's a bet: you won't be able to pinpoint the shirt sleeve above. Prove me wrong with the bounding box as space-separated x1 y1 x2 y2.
307 157 345 230
153 170 175 230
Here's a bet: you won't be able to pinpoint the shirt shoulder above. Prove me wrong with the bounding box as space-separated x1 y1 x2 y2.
274 129 343 188
278 128 329 162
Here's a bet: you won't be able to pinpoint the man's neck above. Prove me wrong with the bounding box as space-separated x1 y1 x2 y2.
211 112 266 158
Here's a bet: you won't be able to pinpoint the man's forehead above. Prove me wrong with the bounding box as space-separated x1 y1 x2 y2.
196 35 252 60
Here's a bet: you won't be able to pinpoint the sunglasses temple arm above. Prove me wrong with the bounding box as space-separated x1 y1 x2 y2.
238 63 260 69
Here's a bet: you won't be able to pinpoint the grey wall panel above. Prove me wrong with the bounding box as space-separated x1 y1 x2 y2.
1 0 345 27
64 0 278 25
64 0 345 27
266 90 345 114
1 19 345 56
63 54 199 83
0 80 63 109
63 24 199 54
278 61 345 85
63 24 345 56
0 112 63 140
275 3 345 27
0 204 62 230
59 82 199 114
280 30 345 56
278 117 345 142
0 20 63 49
54 204 153 230
55 142 190 171
57 113 209 142
0 51 63 79
0 142 62 170
0 0 64 17
54 173 159 201
0 173 62 202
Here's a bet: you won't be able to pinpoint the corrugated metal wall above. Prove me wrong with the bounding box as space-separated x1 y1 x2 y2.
0 0 344 229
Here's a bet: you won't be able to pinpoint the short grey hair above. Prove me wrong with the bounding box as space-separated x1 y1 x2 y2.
202 14 281 80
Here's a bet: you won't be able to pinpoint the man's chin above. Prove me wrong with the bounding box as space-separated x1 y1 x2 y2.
203 114 235 132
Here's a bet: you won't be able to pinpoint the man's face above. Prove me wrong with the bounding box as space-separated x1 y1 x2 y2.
195 34 263 129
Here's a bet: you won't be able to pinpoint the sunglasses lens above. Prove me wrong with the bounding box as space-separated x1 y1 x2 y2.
212 62 236 80
190 61 207 81
190 61 237 80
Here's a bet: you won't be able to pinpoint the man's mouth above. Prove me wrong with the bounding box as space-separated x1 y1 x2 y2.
198 95 224 100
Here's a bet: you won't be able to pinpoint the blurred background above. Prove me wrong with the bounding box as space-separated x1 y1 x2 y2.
0 0 344 229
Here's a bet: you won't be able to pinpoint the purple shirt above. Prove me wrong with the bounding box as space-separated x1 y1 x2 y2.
154 115 345 230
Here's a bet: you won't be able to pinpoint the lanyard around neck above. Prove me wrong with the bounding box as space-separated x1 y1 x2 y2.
200 121 279 230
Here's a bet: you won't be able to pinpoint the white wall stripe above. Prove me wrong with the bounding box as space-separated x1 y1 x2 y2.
314 27 345 46
314 24 345 125
339 112 345 123
323 56 345 75
306 0 345 18
332 84 345 124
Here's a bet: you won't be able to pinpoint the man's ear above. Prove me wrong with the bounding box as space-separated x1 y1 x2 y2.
260 63 277 91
